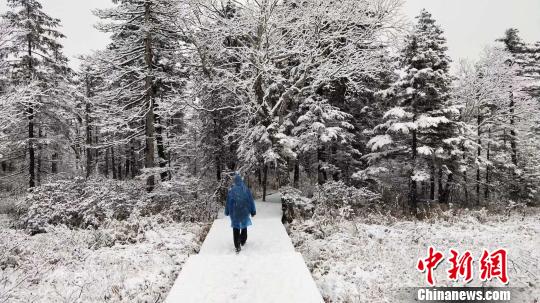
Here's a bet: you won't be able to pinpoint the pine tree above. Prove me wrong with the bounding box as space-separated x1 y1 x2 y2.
497 29 524 168
292 96 356 185
497 29 540 201
0 0 72 188
75 55 103 179
364 10 455 214
498 29 540 100
94 0 185 191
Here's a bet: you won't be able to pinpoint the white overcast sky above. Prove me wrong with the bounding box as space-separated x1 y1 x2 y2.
1 0 539 69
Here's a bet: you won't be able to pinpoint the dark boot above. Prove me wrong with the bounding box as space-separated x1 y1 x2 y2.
233 228 241 251
240 228 248 246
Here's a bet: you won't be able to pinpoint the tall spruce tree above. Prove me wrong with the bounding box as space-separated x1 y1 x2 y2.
94 0 185 191
498 29 540 100
364 10 455 214
0 0 72 188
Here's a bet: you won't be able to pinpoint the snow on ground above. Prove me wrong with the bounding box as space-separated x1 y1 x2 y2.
288 210 540 303
0 214 10 229
0 215 207 303
166 193 323 303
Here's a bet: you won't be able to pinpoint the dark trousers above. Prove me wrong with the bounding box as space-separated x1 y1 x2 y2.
233 228 247 249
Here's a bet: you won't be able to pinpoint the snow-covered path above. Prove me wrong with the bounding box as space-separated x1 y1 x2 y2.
165 193 323 303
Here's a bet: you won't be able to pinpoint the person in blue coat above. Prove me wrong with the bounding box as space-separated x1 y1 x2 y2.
225 173 256 253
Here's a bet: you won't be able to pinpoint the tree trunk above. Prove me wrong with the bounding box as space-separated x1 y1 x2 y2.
476 114 482 206
155 115 168 181
130 144 137 178
125 149 130 179
463 171 468 205
228 144 236 171
94 127 100 175
294 157 300 188
430 161 435 201
216 156 222 181
118 157 123 180
51 153 58 174
111 146 117 179
437 165 443 202
85 74 93 178
37 128 42 186
317 146 327 185
509 92 517 166
26 6 35 188
410 128 418 215
105 147 110 178
461 145 469 205
168 148 172 181
476 167 481 205
331 145 340 181
144 2 156 192
136 140 141 176
485 127 491 200
440 172 453 204
262 164 268 202
27 106 35 188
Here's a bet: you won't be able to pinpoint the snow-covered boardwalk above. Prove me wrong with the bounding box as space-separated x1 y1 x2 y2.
165 193 323 303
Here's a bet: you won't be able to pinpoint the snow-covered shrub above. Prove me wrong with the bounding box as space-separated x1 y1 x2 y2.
18 178 146 233
289 211 540 302
17 177 220 233
281 183 383 222
281 187 315 223
152 176 221 222
0 217 207 303
314 181 382 219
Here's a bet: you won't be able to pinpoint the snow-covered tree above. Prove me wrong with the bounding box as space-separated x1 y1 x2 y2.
451 45 540 205
189 0 403 197
0 20 15 73
498 29 540 101
453 49 514 205
93 0 186 191
73 55 103 179
495 30 540 202
293 97 355 184
183 1 244 182
0 0 73 189
363 10 456 213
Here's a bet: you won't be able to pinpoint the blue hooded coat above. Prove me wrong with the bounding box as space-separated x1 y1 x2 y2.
225 174 256 229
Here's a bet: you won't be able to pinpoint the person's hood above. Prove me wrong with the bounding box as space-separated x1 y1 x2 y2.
233 173 244 186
